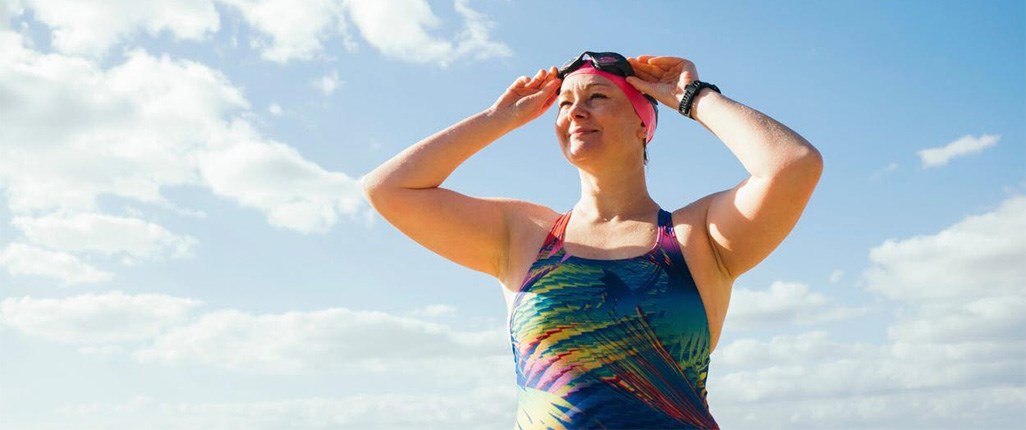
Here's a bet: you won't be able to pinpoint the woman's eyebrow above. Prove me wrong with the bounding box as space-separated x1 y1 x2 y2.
559 82 615 101
575 82 614 90
561 82 614 95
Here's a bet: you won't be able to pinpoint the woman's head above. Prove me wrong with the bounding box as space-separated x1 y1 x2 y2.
555 52 658 168
557 52 658 143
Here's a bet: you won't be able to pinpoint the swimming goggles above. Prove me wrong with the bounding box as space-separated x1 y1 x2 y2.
557 51 637 80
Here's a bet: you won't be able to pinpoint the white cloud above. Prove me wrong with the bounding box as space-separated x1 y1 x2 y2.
0 243 113 285
888 296 1026 345
711 327 1025 428
727 281 865 329
207 0 512 65
11 213 197 262
197 123 362 233
828 269 843 283
0 30 363 233
50 388 516 429
268 103 283 116
9 0 219 57
0 31 244 213
708 194 1026 429
451 0 513 61
343 0 511 66
870 162 899 181
313 69 342 96
134 306 507 374
0 291 203 343
219 0 343 63
407 304 457 318
78 344 127 357
863 194 1026 302
715 330 1022 399
714 331 862 369
918 134 1000 168
0 289 510 386
713 385 1024 430
8 0 510 66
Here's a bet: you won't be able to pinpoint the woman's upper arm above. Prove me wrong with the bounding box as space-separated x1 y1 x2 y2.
363 184 528 278
704 153 823 279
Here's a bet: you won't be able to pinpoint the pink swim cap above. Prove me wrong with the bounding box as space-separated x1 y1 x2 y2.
564 62 658 144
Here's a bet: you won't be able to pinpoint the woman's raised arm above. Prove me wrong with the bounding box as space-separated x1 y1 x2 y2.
361 67 561 278
627 55 823 280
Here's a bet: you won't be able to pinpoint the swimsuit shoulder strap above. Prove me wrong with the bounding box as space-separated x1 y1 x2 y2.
537 210 572 259
655 208 682 254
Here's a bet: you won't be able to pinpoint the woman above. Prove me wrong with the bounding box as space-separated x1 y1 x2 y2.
362 51 822 429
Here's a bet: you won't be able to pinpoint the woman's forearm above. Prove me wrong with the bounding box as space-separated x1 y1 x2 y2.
690 90 822 179
361 108 516 191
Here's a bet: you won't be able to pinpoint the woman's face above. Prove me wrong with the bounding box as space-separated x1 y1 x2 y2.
555 73 647 167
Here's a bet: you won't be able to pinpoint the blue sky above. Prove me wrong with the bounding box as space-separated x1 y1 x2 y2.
0 1 1023 428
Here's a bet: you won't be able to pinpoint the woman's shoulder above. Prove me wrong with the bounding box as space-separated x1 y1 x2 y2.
669 193 718 226
497 199 564 290
490 198 562 233
668 194 733 284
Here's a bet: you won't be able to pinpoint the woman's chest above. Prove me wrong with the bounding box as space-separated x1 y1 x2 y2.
500 213 731 352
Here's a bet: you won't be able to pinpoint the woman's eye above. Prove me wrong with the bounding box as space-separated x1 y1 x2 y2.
591 93 608 99
558 100 572 108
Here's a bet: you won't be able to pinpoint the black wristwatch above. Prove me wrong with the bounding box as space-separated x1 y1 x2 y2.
678 80 721 119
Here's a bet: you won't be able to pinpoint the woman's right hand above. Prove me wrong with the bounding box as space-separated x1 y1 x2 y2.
489 66 561 130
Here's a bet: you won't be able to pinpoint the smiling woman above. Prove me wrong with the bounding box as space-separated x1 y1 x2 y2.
362 50 822 429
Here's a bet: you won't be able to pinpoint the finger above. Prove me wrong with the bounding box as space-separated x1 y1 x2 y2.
524 70 540 89
631 66 660 82
649 56 687 66
537 67 559 88
508 76 531 93
530 68 549 89
648 57 689 72
524 79 561 107
542 78 560 94
635 55 656 64
627 57 643 70
550 66 562 85
545 79 562 104
541 81 561 109
630 60 660 74
506 76 529 91
624 76 655 95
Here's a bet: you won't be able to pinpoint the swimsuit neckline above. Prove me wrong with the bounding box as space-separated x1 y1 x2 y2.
556 207 669 262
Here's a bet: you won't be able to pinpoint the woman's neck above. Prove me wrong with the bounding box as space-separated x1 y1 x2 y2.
574 167 658 223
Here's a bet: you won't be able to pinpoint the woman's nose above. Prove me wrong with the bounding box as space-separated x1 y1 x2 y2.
566 100 589 119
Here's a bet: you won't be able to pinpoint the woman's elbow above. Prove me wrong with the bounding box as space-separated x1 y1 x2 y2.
777 143 823 188
360 169 393 208
797 144 824 188
803 144 823 175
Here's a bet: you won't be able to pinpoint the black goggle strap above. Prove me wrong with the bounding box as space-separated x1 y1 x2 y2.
557 51 633 80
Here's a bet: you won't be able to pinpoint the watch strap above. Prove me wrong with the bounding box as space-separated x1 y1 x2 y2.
678 80 721 119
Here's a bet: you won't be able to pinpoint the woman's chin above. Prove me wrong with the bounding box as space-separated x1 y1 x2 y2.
563 141 602 165
567 136 601 153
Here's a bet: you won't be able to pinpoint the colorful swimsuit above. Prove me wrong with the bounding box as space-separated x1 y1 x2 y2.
509 208 718 429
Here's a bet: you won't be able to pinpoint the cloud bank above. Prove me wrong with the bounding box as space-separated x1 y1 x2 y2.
711 194 1026 429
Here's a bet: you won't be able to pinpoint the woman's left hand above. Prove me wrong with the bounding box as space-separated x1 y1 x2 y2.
625 55 700 110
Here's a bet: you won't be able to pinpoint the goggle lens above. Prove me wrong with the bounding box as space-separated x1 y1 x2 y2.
557 51 634 80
